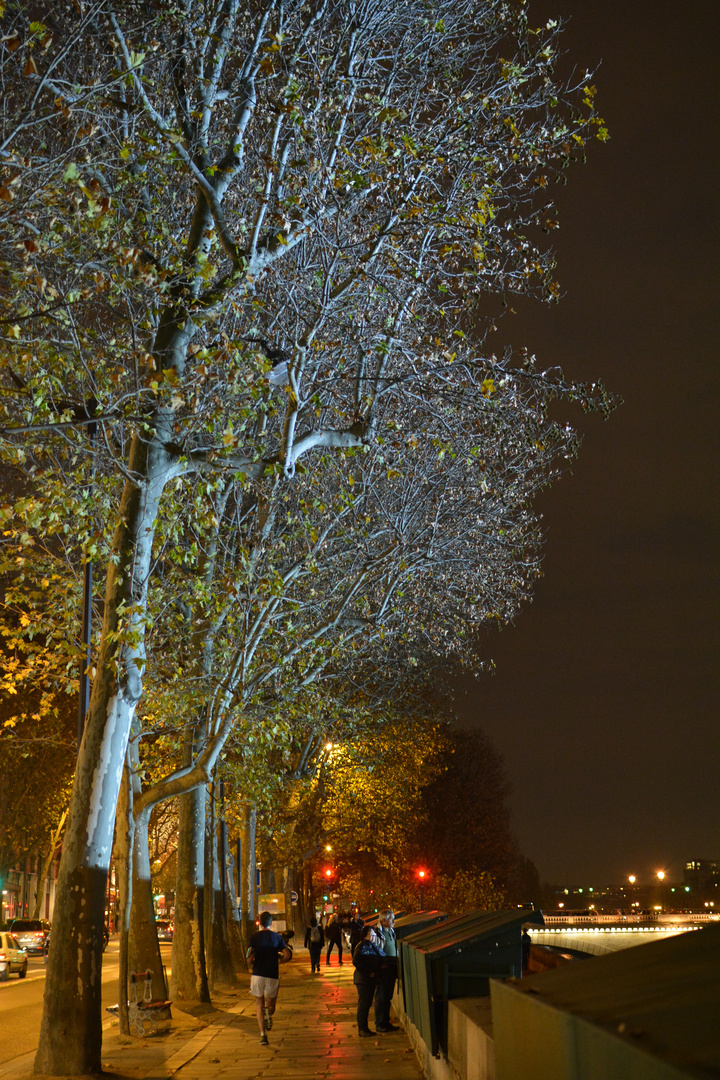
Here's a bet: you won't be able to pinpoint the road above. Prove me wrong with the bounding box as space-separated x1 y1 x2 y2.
0 941 172 1066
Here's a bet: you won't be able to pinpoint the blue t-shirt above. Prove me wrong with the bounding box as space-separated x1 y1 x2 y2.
249 929 286 978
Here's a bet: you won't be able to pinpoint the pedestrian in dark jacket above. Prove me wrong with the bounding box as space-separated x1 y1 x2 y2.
349 912 365 952
374 909 400 1032
304 917 325 973
325 914 343 965
352 925 386 1037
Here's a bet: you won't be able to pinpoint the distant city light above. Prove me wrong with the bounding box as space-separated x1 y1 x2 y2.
628 875 636 885
657 870 665 882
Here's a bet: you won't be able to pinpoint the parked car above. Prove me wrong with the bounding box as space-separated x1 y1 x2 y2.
0 932 28 980
156 919 174 943
9 918 51 955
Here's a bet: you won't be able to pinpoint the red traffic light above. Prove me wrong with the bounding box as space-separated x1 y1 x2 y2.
417 868 428 880
325 868 333 878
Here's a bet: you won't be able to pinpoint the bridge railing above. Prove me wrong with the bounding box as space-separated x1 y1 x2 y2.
542 911 719 927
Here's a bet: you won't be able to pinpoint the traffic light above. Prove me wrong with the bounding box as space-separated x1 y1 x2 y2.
416 867 429 909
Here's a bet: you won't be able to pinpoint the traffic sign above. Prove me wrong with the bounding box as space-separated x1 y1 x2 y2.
290 889 299 905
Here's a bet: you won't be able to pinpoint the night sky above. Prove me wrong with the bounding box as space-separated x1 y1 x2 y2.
455 0 719 886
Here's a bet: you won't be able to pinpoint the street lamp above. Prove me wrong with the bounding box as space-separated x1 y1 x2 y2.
628 875 636 885
657 870 666 911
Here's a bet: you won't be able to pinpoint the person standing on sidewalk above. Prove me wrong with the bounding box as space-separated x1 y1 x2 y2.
374 909 400 1032
304 917 325 973
349 909 365 953
325 914 344 965
352 925 386 1037
247 911 292 1045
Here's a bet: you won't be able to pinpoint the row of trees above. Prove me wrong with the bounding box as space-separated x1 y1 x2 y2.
0 0 612 1073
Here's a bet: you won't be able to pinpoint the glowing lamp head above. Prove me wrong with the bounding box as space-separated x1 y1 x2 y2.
657 870 665 882
628 875 636 885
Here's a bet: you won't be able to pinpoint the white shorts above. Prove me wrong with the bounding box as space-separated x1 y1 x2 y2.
249 975 279 1000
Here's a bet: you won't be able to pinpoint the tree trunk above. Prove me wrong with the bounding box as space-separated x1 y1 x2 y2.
205 787 235 988
115 760 134 1036
125 727 168 1007
283 866 294 935
171 781 210 1003
32 810 67 920
34 432 173 1075
239 806 257 955
203 785 214 987
224 847 247 975
129 807 169 1007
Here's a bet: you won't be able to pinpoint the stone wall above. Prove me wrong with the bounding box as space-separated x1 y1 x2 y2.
395 987 496 1080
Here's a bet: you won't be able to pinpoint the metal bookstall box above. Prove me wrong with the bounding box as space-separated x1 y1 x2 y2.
399 908 545 1056
394 910 448 943
363 910 406 929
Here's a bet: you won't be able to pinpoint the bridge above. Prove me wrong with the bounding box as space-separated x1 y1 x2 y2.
528 910 718 959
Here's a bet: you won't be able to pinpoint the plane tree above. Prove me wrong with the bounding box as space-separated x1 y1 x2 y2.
119 368 576 1002
0 0 613 1071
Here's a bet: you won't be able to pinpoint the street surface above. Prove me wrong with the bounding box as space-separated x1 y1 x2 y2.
0 940 171 1066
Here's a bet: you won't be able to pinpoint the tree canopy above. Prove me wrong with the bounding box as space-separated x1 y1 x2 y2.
0 0 613 1072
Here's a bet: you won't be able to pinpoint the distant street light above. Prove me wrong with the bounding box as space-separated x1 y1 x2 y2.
628 875 636 885
657 870 666 911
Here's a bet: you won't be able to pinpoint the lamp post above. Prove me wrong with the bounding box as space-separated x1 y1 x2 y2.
77 418 97 754
657 870 666 911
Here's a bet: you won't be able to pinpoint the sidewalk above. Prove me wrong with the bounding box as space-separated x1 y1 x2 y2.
26 951 423 1080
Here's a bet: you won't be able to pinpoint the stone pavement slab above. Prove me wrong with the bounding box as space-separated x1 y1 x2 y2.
162 956 422 1080
16 950 422 1080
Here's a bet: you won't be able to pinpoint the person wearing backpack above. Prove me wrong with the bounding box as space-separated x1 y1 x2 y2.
304 917 325 973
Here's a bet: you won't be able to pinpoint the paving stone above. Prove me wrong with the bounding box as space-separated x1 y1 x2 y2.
27 947 421 1080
